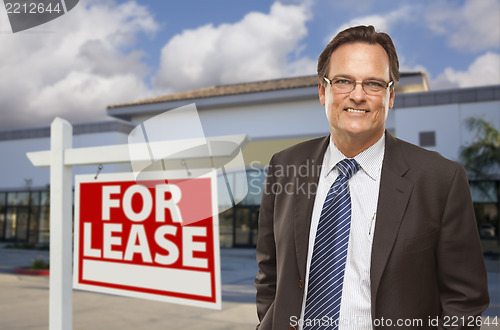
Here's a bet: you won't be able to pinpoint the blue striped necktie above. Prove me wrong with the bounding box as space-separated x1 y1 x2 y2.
304 158 360 329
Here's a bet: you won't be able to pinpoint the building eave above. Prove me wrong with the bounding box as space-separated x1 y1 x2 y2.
107 85 319 120
107 72 430 120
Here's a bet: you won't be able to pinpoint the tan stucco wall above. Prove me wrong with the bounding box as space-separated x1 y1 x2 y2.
242 136 324 168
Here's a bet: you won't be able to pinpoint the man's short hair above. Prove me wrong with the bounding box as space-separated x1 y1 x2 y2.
318 25 400 87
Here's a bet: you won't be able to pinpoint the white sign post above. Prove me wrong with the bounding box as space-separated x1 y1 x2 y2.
49 118 73 330
27 117 249 330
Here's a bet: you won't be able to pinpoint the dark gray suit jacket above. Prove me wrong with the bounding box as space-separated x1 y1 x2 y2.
255 133 489 329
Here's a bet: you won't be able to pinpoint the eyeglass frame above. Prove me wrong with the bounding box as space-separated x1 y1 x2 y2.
323 76 394 95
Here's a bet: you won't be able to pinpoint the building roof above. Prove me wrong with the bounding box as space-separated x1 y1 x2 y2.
394 84 500 108
0 120 134 141
108 72 427 110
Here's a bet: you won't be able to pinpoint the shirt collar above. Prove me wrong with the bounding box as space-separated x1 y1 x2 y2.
323 133 385 181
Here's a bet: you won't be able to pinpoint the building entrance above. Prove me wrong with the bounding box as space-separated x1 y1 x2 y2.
233 205 259 247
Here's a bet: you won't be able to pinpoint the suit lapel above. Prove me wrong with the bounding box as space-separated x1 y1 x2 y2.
370 133 413 307
294 136 330 280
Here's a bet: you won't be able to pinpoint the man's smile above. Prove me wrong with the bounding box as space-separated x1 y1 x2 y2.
345 108 369 113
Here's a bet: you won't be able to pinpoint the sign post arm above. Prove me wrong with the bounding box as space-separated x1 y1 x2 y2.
49 118 73 330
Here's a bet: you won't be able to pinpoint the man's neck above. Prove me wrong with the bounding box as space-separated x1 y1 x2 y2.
331 131 385 158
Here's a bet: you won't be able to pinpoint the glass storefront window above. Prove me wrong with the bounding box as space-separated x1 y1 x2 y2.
38 206 50 243
0 207 4 240
219 208 234 248
217 167 266 209
232 171 250 204
41 191 49 206
29 206 40 244
475 203 499 256
470 181 498 203
233 206 259 247
15 208 29 241
7 192 30 206
470 181 500 259
214 167 263 247
30 192 40 206
218 172 235 210
19 192 30 206
5 208 16 240
0 192 6 207
0 191 49 243
7 193 16 206
242 169 266 206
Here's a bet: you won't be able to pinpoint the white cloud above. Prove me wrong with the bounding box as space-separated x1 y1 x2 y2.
425 0 500 52
336 15 391 36
331 5 415 42
0 0 158 129
152 2 314 93
287 57 317 77
29 71 151 121
398 52 430 75
431 52 500 89
399 63 429 75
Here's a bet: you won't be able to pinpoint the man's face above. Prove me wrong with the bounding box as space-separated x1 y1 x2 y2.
319 42 395 145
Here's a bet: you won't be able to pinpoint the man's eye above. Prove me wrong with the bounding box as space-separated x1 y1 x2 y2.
335 79 352 85
365 81 384 88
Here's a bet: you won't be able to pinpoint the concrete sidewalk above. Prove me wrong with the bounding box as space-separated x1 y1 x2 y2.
0 247 498 329
0 247 259 330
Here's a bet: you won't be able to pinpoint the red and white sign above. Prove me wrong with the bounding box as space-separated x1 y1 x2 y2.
73 171 221 309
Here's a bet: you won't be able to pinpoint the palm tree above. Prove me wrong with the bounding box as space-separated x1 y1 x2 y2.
461 117 500 243
460 117 500 180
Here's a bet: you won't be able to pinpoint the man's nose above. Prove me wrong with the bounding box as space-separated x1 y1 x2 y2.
349 83 367 103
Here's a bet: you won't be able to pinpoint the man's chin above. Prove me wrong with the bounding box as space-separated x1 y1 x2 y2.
332 127 384 142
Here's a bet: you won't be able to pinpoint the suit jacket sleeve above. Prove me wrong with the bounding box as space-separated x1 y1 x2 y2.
255 154 278 327
436 164 489 329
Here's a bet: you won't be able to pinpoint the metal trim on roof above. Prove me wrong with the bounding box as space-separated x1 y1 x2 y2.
107 72 427 112
0 120 135 141
394 85 500 109
107 86 320 120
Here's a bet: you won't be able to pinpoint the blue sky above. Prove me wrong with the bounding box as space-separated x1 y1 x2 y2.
0 0 498 129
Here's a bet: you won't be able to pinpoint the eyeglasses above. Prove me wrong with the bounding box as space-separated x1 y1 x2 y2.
323 76 394 95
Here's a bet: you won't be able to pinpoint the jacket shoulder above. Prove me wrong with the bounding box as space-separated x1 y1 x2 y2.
393 136 463 173
271 136 329 165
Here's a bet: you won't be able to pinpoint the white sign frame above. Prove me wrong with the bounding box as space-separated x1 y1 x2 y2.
73 169 221 310
27 118 248 329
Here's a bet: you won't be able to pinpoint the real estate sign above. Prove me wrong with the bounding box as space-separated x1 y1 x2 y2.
73 171 221 309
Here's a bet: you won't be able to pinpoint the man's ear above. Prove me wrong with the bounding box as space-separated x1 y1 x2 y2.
318 83 326 106
388 87 395 109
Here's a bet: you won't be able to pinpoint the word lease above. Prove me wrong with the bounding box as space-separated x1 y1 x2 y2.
73 171 221 309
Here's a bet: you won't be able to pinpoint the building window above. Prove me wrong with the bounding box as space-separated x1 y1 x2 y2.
217 167 265 248
0 190 49 244
419 131 436 147
470 180 499 257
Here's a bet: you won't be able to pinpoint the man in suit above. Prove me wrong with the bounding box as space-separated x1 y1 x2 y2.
255 25 489 329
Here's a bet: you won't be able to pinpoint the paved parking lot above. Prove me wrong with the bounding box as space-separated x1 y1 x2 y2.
0 247 259 330
0 246 498 329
